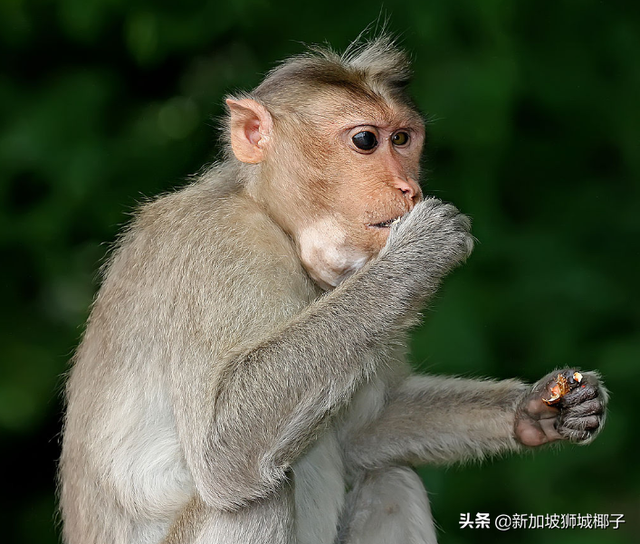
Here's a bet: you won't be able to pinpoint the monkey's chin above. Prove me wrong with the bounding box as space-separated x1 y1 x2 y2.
366 225 393 251
299 244 371 290
308 257 369 290
297 219 373 290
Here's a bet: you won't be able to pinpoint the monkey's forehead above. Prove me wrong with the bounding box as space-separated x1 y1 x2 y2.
301 91 424 131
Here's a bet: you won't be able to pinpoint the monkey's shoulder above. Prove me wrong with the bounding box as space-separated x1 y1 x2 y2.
98 179 319 335
113 181 295 273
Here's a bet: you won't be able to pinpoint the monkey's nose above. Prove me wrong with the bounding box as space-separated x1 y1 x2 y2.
392 177 422 204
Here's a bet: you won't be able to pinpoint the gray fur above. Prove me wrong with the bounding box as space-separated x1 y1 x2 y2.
59 37 607 544
337 467 438 544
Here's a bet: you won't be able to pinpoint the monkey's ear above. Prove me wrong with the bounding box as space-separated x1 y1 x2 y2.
226 98 273 164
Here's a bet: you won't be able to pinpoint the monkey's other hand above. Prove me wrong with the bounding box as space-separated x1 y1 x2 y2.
383 198 474 280
514 369 608 447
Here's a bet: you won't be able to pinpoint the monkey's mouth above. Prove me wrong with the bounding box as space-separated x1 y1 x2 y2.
368 216 402 229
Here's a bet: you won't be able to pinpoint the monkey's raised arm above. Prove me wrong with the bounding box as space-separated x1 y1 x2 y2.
158 192 471 511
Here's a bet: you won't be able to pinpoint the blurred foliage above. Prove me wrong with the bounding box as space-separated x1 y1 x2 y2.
0 0 638 543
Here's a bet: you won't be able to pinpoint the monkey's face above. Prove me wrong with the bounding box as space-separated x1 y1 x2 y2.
290 99 425 289
227 95 425 290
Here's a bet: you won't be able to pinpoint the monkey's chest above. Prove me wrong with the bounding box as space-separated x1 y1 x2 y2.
291 371 393 543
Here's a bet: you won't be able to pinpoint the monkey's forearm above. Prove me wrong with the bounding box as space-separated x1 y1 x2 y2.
345 375 528 469
194 263 432 509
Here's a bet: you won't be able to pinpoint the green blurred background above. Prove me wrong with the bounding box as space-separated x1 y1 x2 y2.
1 0 638 542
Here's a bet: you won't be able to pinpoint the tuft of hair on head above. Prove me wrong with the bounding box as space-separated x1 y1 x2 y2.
340 33 412 91
244 33 413 111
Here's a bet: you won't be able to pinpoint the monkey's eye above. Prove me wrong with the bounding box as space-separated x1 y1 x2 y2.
352 131 378 151
391 131 410 146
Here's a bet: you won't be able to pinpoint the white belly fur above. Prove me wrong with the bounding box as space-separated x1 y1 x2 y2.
293 429 345 544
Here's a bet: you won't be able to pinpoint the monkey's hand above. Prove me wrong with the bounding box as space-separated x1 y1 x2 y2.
380 198 474 295
514 369 608 447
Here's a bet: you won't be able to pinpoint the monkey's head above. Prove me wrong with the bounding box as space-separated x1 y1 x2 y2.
226 37 425 290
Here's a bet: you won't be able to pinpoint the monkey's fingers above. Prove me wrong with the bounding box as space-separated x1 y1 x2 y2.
556 375 607 444
556 412 604 443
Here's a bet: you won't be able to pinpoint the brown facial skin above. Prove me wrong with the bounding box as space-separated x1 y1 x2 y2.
227 93 425 289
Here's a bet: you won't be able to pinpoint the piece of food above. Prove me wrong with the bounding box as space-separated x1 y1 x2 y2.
542 371 583 405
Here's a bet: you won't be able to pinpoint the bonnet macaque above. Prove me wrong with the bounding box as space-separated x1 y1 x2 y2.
59 36 607 544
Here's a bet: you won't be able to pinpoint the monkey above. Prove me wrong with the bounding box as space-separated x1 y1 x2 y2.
59 36 607 544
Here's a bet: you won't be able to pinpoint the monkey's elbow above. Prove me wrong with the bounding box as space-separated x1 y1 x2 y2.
195 452 288 511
